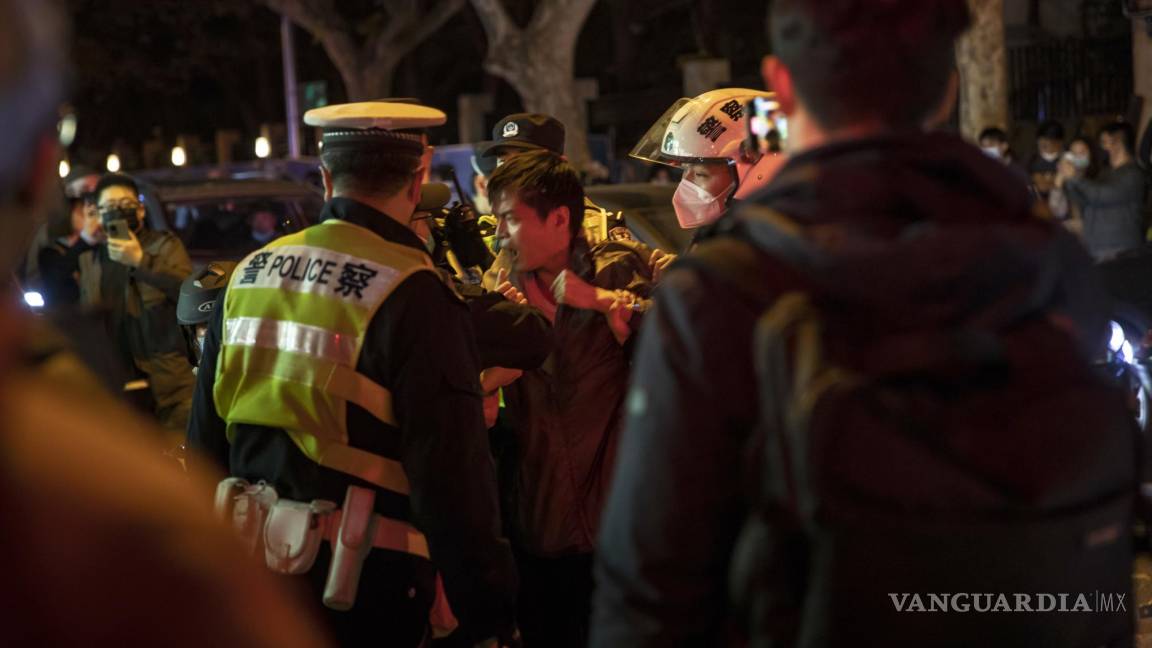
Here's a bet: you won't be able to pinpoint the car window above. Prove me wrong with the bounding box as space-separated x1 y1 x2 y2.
161 197 318 258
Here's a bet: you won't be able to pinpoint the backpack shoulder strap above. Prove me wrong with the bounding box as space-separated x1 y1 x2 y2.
678 207 812 306
680 220 828 523
690 236 772 296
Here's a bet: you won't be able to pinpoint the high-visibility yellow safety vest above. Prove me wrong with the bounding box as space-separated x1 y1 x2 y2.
215 218 434 505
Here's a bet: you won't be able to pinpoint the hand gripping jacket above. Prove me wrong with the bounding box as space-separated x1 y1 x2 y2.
214 218 434 558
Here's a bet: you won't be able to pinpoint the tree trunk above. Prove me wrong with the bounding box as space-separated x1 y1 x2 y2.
339 59 397 102
471 0 597 171
487 41 591 169
1135 18 1152 158
607 0 639 88
956 0 1009 141
258 0 464 102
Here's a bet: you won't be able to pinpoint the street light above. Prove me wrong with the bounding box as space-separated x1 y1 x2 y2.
171 145 187 167
255 136 271 159
106 153 121 173
58 159 70 179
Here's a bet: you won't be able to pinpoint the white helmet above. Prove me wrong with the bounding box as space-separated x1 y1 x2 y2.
630 88 787 200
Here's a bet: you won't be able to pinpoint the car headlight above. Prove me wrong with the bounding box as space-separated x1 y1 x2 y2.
1108 320 1139 365
1110 321 1126 354
1122 340 1136 365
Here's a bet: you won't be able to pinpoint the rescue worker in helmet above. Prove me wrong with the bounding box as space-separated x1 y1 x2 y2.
630 88 788 245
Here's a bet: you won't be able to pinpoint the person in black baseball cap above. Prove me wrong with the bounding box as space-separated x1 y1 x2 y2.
176 261 235 368
479 113 566 163
480 112 678 270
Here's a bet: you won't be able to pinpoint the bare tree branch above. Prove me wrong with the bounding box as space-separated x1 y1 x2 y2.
468 0 597 168
258 0 347 37
258 0 465 100
372 0 467 68
470 0 516 51
258 0 362 95
527 0 597 44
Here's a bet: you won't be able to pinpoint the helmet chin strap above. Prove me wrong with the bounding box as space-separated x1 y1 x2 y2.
724 159 741 209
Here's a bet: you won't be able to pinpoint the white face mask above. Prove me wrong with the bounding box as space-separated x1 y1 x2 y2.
251 228 277 244
981 147 1003 160
672 178 732 229
1041 151 1061 163
1070 154 1091 170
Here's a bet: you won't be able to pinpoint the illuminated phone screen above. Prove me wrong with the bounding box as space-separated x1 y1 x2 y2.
747 97 788 155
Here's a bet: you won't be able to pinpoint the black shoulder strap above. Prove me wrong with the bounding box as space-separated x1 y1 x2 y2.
678 234 803 310
686 237 763 292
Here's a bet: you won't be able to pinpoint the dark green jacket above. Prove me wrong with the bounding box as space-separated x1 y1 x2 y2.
78 229 194 428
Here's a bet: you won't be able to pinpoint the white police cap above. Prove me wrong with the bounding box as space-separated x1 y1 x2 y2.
304 101 446 131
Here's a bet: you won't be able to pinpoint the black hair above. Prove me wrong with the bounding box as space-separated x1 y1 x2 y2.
1101 121 1136 154
978 127 1008 144
320 147 421 197
1068 134 1102 179
94 173 140 202
769 0 970 130
487 149 584 240
1036 120 1066 141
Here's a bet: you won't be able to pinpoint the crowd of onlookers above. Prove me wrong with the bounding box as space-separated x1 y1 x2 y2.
979 119 1150 261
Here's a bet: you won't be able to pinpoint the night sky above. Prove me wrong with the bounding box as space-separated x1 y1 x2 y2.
64 0 770 170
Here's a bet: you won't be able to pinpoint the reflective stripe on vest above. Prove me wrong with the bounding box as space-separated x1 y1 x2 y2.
214 219 433 497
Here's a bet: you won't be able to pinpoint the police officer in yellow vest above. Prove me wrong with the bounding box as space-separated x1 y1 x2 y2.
186 101 519 648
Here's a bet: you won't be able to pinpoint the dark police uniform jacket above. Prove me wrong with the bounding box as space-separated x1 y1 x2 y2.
187 197 518 646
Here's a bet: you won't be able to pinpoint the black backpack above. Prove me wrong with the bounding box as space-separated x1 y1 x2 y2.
688 209 1139 648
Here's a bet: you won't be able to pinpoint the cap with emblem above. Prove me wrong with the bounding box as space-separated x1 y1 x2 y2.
177 262 237 326
479 113 565 158
305 101 446 158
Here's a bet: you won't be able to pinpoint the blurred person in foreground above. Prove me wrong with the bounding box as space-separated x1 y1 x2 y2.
0 1 329 645
592 0 1136 646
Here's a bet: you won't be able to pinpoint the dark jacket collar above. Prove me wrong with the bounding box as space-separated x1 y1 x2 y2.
320 197 426 254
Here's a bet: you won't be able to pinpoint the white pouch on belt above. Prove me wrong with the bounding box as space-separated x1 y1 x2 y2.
323 485 377 610
215 478 278 556
214 477 248 520
263 498 336 575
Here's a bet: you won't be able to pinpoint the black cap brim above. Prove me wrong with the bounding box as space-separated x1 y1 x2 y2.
478 139 547 158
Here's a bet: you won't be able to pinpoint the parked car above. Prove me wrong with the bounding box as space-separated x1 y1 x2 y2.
138 177 323 266
584 183 689 253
